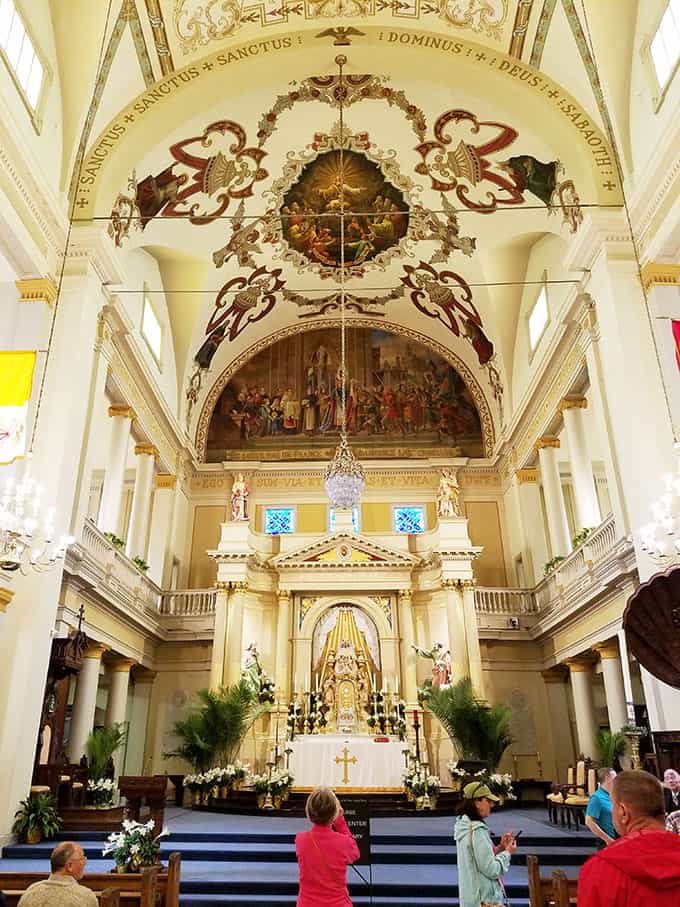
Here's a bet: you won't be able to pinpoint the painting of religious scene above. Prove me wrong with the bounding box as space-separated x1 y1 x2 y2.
205 327 483 460
281 150 409 268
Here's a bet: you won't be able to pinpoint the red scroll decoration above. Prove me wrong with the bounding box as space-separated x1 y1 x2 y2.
160 120 268 225
206 266 286 342
415 109 523 211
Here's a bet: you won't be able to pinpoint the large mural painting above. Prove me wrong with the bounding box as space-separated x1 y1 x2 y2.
205 327 484 461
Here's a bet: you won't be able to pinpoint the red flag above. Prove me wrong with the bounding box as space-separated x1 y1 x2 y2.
673 320 680 372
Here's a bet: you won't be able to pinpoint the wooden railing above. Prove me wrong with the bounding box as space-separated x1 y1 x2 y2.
159 589 216 616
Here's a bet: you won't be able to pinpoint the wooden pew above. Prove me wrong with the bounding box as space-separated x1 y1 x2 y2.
527 855 578 907
0 852 180 907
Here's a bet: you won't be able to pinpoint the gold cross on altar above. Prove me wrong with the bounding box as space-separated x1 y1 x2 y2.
335 745 358 785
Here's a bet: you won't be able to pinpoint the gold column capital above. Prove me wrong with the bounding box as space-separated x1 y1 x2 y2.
593 641 621 661
233 581 248 593
0 586 14 613
516 468 538 484
535 437 560 451
216 581 231 592
460 578 477 590
84 642 109 660
398 588 413 601
442 579 458 590
640 262 680 293
541 668 568 684
107 656 136 673
154 473 176 489
134 442 158 459
277 589 291 602
16 277 58 307
133 667 157 683
108 404 136 421
565 657 595 673
558 396 588 413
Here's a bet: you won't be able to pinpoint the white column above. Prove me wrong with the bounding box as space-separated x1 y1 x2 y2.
443 581 468 681
105 657 135 776
616 628 637 724
125 669 155 775
275 589 292 699
146 474 176 586
98 405 134 535
560 397 601 529
225 582 247 686
516 468 550 584
0 236 123 844
398 589 418 704
125 444 156 560
566 659 598 759
210 584 230 689
536 438 572 557
594 641 627 733
461 580 485 698
68 643 108 761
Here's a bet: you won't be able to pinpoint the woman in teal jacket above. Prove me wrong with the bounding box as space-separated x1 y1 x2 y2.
454 781 517 907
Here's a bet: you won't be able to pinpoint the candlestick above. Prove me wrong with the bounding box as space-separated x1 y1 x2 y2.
305 672 309 693
315 672 319 692
294 672 298 694
373 673 376 689
395 674 399 696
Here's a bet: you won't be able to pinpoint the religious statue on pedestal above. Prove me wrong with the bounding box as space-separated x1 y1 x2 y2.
436 468 461 518
231 472 249 521
413 641 453 688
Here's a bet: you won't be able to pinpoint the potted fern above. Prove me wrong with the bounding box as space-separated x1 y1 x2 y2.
85 724 127 804
423 678 513 774
597 729 627 771
13 794 62 844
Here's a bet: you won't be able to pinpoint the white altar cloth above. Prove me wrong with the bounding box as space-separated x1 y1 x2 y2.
288 734 405 789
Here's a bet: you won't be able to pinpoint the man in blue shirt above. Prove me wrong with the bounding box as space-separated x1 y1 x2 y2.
586 767 617 847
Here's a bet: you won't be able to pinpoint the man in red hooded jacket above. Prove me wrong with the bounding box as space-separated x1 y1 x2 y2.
578 770 680 906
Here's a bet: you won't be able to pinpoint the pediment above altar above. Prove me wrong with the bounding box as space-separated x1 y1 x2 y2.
270 533 421 570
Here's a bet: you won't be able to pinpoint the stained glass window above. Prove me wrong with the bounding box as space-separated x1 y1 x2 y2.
394 506 425 534
329 506 360 533
264 507 295 535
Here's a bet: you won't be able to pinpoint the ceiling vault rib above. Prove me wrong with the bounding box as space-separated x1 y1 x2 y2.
529 0 557 68
509 0 535 60
143 0 176 76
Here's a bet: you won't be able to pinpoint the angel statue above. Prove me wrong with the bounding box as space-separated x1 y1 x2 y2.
231 473 249 521
412 641 453 688
436 468 461 519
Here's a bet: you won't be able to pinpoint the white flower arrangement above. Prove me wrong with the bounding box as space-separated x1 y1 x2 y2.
102 819 170 869
426 774 441 794
185 762 251 793
447 760 467 779
88 777 116 806
474 770 516 798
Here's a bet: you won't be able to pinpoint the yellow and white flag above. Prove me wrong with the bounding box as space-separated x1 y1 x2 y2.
0 351 36 465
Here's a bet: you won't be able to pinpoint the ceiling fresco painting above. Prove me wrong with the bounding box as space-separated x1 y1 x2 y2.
204 326 484 461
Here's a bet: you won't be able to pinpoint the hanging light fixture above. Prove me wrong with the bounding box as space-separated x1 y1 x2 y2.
323 54 365 511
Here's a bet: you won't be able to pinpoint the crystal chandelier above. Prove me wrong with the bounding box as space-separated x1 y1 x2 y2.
638 443 680 564
323 54 365 511
0 457 74 574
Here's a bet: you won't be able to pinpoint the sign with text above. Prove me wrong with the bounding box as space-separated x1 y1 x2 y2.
342 798 371 865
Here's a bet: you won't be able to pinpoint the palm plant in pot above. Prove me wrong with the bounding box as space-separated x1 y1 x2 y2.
423 678 513 774
13 794 62 844
85 724 126 806
597 729 627 771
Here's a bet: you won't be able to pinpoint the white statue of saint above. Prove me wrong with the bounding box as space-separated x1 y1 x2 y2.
436 469 461 518
231 472 249 521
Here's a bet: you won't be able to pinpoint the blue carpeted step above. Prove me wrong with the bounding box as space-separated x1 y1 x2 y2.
179 898 532 907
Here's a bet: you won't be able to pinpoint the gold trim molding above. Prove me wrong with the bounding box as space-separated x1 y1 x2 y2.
640 262 680 293
535 437 560 451
16 277 58 307
516 468 538 484
593 641 620 661
154 473 176 489
565 657 595 673
84 643 109 659
0 586 14 612
558 396 587 413
107 656 136 672
108 404 136 420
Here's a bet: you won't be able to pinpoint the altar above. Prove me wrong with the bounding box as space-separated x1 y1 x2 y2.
288 734 406 790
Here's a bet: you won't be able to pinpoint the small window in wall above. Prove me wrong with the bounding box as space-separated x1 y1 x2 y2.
141 291 162 365
528 284 549 352
264 507 295 535
393 505 426 534
329 506 360 533
0 0 46 118
651 1 680 91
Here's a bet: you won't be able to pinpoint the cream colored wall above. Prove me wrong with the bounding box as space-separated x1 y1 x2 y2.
143 641 212 775
119 248 179 416
510 233 571 411
188 504 225 588
465 500 508 586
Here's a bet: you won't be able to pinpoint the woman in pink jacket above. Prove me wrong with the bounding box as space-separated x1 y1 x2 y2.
295 787 360 907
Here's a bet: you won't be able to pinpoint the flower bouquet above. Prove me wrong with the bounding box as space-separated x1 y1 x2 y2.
230 760 249 789
447 760 467 792
250 773 271 808
425 774 441 808
88 778 116 808
269 769 294 807
103 819 169 872
474 770 515 804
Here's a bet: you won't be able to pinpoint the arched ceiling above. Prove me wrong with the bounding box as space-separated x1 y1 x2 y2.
56 0 634 461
